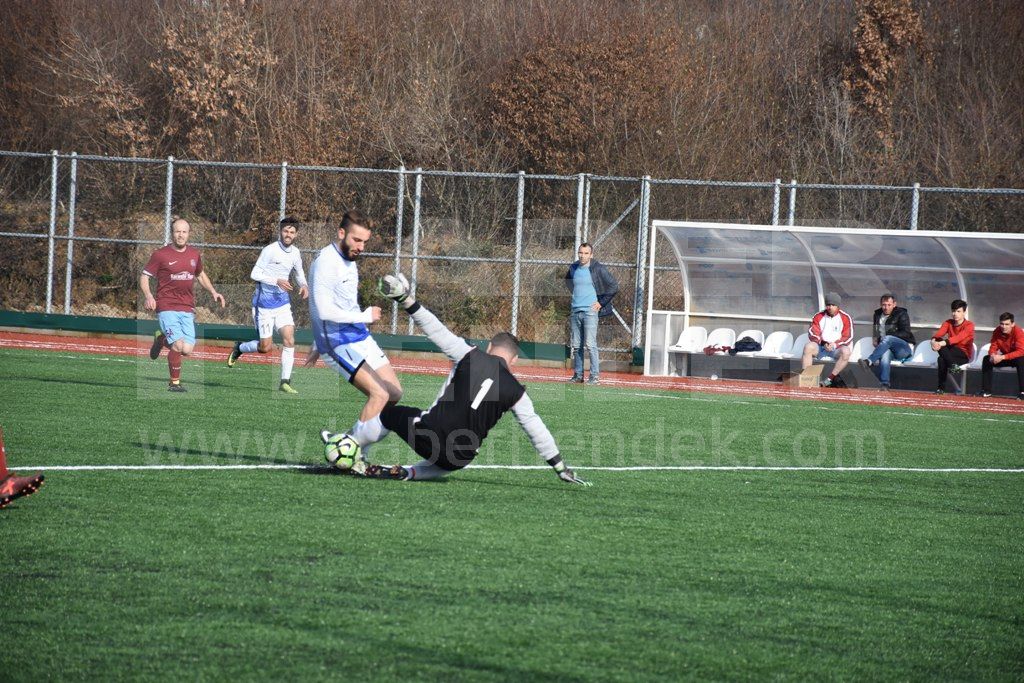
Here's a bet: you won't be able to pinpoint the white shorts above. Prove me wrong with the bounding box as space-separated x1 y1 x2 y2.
321 336 390 382
252 305 295 339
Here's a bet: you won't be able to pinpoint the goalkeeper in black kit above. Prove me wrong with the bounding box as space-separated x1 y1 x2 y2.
320 273 591 486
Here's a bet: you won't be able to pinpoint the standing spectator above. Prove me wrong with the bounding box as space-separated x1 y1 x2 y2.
979 312 1024 399
227 216 308 394
140 218 226 392
859 294 916 389
801 292 854 387
563 243 618 385
930 299 974 394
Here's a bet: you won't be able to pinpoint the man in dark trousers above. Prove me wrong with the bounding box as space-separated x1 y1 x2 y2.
931 299 975 394
858 293 916 389
979 312 1024 399
563 243 618 385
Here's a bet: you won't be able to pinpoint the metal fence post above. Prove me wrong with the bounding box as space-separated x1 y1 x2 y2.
163 156 174 244
391 165 405 334
64 152 78 315
278 161 288 223
582 174 591 242
631 176 652 352
910 182 921 231
45 150 58 314
787 178 797 227
771 178 781 226
510 170 525 336
407 169 423 335
575 173 585 253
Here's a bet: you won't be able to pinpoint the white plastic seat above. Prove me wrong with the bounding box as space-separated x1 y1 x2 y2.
755 331 794 358
704 328 736 353
900 341 940 367
668 326 707 353
783 332 810 359
849 337 875 362
735 329 765 346
968 343 990 369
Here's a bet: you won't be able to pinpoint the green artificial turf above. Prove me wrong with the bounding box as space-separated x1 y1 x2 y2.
1 347 1022 680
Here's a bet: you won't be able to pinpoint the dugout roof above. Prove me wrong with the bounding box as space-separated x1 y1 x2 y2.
650 221 1024 330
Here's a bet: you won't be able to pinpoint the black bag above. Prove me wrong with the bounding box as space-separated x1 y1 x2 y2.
728 336 763 355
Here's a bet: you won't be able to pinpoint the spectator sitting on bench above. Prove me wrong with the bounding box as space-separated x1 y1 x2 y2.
802 292 854 388
931 299 974 395
979 311 1024 399
859 293 916 390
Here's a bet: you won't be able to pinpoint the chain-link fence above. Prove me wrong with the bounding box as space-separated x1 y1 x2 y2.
2 149 1023 359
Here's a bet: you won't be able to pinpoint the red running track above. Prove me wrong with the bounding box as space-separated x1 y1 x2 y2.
2 330 1022 416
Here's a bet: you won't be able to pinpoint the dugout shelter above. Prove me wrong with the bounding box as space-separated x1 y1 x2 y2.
643 221 1024 391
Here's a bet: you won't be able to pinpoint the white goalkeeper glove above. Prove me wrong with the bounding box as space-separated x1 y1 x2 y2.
378 274 414 308
552 459 591 487
558 468 591 486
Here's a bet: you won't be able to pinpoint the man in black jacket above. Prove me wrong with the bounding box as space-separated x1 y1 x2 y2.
564 243 619 385
858 294 916 389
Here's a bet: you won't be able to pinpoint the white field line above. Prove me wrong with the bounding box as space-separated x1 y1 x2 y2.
18 464 1024 473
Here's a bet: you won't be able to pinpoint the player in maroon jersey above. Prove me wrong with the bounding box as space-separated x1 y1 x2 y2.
139 218 226 391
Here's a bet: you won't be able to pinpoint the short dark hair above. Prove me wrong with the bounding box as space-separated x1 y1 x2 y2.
280 216 301 228
340 210 371 232
579 242 592 250
999 312 1014 323
490 332 521 357
951 299 968 311
880 294 895 303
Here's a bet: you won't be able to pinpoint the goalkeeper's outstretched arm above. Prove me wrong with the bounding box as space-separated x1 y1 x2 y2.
379 274 473 361
511 393 591 486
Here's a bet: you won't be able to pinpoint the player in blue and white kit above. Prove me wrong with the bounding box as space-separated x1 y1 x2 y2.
306 211 403 441
227 216 308 393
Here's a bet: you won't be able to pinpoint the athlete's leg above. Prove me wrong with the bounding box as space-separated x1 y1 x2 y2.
279 324 296 386
351 364 401 422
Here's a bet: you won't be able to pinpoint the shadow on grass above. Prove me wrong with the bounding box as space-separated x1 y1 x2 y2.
129 441 311 467
1 373 134 390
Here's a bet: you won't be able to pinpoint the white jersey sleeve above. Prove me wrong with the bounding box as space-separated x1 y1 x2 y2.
408 303 474 361
250 244 280 287
309 245 374 325
511 393 560 463
291 249 307 289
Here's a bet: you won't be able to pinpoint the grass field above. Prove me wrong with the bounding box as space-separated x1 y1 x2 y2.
2 345 1023 680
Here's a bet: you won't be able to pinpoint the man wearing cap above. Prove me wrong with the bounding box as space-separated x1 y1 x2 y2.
801 292 855 388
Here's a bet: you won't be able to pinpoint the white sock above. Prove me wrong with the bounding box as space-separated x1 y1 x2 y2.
406 460 449 481
350 417 389 450
240 340 259 353
281 346 295 382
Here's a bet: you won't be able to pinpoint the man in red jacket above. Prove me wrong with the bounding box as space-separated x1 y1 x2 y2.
979 312 1024 399
930 299 974 394
801 292 854 388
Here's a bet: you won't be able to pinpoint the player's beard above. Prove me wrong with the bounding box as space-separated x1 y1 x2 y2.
340 240 359 260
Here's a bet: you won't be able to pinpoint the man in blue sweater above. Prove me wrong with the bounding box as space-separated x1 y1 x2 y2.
564 243 619 385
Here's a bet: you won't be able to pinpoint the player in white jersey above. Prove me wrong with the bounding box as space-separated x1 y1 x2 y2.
306 211 403 441
227 217 308 393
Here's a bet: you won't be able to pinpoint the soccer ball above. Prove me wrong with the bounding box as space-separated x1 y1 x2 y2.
324 433 362 471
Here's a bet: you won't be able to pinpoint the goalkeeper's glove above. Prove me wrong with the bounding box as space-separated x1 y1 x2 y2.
552 458 591 487
378 274 414 308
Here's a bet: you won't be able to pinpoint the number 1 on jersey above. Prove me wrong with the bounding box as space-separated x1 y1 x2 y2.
470 378 494 410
